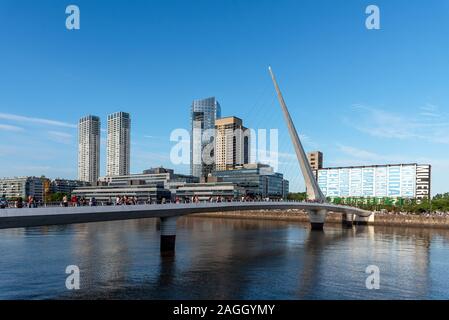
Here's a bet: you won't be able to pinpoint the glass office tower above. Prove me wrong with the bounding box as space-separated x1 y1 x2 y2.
190 97 221 178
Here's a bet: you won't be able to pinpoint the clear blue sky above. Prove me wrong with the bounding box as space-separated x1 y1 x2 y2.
0 0 448 194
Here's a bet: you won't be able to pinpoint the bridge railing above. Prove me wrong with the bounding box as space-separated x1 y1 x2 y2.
1 198 311 209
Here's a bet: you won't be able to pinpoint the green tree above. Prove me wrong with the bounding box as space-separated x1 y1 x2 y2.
49 192 68 202
287 192 307 201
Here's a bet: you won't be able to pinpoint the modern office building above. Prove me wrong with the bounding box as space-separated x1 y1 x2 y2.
190 97 221 178
314 164 431 200
175 182 244 201
142 167 174 175
98 167 198 192
50 179 90 194
215 116 250 171
307 151 323 170
78 115 100 184
72 184 171 203
0 177 46 201
107 112 131 176
73 167 201 203
213 163 289 199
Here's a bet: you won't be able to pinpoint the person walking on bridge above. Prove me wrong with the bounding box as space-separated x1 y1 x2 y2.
27 196 33 208
62 195 68 207
0 195 8 209
16 197 23 208
71 195 78 207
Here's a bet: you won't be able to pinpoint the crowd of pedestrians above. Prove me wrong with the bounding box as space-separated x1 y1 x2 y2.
2 194 447 217
114 196 138 206
59 195 98 207
0 194 285 209
0 195 41 209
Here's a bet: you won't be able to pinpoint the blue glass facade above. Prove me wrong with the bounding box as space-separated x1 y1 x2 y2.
190 97 221 178
213 165 289 199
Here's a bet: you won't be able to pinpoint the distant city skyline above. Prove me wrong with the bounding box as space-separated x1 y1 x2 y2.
1 1 449 194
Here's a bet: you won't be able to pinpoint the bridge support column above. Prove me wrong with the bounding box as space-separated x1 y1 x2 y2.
342 213 354 228
160 216 178 255
354 212 375 226
307 209 327 231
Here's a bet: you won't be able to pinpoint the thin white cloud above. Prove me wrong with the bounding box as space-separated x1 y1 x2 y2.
336 144 384 161
334 143 420 165
0 112 76 128
47 131 74 144
0 124 24 132
347 105 449 144
48 131 73 139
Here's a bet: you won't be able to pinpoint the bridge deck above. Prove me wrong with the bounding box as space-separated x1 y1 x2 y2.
0 202 371 229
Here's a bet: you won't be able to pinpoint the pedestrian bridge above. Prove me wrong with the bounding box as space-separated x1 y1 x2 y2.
0 201 372 253
0 201 371 230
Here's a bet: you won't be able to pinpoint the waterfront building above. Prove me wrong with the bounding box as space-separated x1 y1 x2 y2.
142 167 174 175
307 151 323 170
0 176 47 201
80 167 198 201
98 167 198 192
78 115 100 184
72 184 171 203
50 179 90 194
190 97 221 178
107 112 131 176
215 116 250 171
174 182 244 201
313 158 431 200
213 163 289 199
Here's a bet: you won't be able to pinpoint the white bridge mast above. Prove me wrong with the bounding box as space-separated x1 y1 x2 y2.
268 66 326 202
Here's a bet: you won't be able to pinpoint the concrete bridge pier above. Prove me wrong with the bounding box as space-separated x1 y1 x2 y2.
342 213 355 228
160 216 178 255
307 209 327 231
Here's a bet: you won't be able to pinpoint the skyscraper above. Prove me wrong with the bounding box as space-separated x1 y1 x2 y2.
107 112 131 176
190 97 221 178
215 116 250 171
78 115 100 184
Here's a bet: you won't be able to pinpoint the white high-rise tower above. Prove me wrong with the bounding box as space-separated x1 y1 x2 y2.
78 115 100 185
106 112 131 176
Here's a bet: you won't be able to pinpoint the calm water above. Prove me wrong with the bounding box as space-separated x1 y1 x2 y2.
1 216 449 300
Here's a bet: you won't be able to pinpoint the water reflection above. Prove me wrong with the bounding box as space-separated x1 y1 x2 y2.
0 216 448 299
